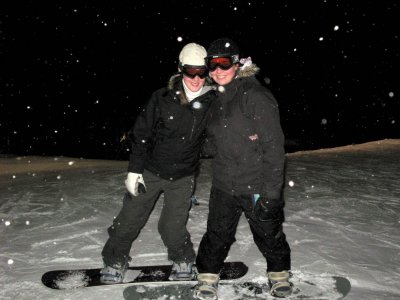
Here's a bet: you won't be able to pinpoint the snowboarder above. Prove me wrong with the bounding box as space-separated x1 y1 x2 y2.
194 38 292 299
100 42 216 284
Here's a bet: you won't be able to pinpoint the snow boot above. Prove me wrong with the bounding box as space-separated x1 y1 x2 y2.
193 273 219 300
268 270 293 298
99 263 128 284
168 262 196 280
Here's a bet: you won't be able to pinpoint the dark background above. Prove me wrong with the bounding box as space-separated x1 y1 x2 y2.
1 1 398 160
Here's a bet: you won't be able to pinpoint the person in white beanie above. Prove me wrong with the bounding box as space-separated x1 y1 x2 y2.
100 43 216 283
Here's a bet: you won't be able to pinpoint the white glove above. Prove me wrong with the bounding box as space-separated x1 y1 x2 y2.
125 172 146 196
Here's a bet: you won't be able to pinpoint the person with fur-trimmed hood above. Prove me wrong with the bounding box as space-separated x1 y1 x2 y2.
100 43 216 284
194 38 292 299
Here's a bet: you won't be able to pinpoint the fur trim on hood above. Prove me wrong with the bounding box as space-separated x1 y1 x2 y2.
237 63 260 78
167 74 182 91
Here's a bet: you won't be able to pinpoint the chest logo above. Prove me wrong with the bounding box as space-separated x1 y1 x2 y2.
249 134 258 141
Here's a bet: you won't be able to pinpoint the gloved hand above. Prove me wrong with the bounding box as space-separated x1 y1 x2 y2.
253 195 284 221
125 172 146 196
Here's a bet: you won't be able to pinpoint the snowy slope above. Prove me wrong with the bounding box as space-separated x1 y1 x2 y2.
1 139 399 299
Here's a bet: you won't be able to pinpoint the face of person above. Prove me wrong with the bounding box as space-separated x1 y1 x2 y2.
181 66 207 92
209 65 238 86
182 74 206 92
207 57 239 86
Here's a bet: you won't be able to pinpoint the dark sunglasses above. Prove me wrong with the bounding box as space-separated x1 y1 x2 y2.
182 66 208 79
207 57 234 71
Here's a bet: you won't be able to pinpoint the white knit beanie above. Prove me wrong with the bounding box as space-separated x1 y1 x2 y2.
179 43 207 67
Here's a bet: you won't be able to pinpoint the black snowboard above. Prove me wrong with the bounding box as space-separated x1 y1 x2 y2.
123 275 351 300
41 261 248 290
215 276 351 299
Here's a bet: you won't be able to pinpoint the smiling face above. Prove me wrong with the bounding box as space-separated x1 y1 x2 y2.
209 63 239 86
180 65 207 92
182 73 206 92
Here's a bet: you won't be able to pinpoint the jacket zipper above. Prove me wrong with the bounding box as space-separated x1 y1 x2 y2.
189 114 196 141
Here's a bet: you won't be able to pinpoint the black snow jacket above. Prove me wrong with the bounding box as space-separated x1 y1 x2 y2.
203 64 285 199
127 74 216 180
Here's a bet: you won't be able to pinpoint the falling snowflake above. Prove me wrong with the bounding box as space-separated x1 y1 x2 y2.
192 101 201 109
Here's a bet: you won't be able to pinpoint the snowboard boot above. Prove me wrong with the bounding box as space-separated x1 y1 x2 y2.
99 263 128 284
193 273 219 300
267 270 293 298
168 261 196 280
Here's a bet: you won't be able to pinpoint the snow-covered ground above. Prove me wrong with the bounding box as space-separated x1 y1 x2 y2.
1 139 399 299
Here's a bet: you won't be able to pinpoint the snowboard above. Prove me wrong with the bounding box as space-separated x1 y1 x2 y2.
123 273 351 300
41 261 248 290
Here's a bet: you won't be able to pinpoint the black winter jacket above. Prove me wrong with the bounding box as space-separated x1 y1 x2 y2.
127 74 216 180
204 64 285 199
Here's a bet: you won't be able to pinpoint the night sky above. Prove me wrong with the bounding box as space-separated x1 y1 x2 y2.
1 1 398 160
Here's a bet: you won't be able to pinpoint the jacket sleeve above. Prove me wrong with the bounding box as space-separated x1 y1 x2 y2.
249 87 286 199
127 92 160 173
201 134 217 158
200 101 218 158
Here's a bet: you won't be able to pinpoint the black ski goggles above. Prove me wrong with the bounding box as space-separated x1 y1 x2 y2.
206 56 235 71
181 66 208 79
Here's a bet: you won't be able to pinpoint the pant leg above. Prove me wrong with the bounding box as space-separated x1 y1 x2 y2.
158 175 196 263
196 187 243 274
243 195 291 272
101 171 162 267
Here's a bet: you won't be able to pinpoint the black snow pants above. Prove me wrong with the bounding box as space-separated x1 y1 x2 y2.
102 169 196 268
196 186 291 274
